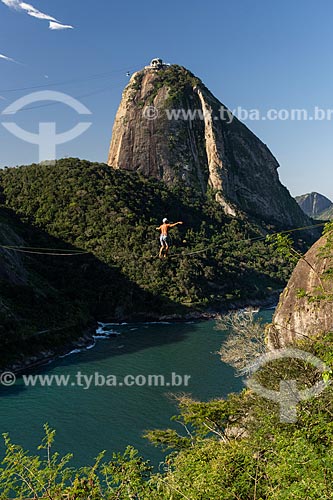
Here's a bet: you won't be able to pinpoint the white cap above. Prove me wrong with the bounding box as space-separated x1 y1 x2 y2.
163 218 168 223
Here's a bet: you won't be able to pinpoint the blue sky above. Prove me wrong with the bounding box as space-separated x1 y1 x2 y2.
0 0 332 199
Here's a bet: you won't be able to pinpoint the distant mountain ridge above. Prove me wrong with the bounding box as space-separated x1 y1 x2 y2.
295 192 333 219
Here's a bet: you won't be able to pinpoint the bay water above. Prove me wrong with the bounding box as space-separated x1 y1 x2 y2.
0 310 273 466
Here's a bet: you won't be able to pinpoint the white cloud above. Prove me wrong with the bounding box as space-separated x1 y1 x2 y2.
49 21 73 31
0 52 19 64
20 2 58 21
1 0 18 7
1 0 73 29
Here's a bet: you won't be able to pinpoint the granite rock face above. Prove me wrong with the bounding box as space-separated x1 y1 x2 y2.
108 63 311 227
267 232 333 348
295 192 333 219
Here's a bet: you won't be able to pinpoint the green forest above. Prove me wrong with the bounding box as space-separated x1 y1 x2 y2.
0 160 331 498
0 158 307 367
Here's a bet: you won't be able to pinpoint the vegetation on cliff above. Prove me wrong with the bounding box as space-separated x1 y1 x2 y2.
1 206 332 497
0 205 159 368
139 65 202 106
0 157 304 366
0 160 296 296
1 324 332 499
267 222 333 347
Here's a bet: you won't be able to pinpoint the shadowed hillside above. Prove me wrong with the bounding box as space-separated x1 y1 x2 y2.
0 158 320 367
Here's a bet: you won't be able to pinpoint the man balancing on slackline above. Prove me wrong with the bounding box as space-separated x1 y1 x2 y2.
156 218 183 258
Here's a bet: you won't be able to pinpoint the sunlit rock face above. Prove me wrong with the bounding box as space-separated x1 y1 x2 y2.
267 233 333 348
108 62 311 227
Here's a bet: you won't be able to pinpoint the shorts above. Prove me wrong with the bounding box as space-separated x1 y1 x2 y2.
160 234 170 246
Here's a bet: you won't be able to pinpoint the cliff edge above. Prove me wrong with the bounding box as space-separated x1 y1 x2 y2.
267 227 333 348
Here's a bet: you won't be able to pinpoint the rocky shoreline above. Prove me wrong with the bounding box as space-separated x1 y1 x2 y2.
4 292 280 375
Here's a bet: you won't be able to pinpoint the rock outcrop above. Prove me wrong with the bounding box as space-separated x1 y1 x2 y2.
267 229 333 348
321 205 333 220
295 192 333 219
108 62 311 227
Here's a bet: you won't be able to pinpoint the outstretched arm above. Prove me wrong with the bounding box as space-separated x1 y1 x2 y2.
156 225 161 230
169 222 183 228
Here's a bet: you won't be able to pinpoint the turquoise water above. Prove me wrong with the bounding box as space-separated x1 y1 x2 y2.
0 310 273 466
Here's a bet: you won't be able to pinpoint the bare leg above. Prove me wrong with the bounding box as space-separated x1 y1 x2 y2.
164 243 169 258
159 244 165 258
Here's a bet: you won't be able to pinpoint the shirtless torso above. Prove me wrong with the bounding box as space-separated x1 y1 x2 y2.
159 223 171 236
